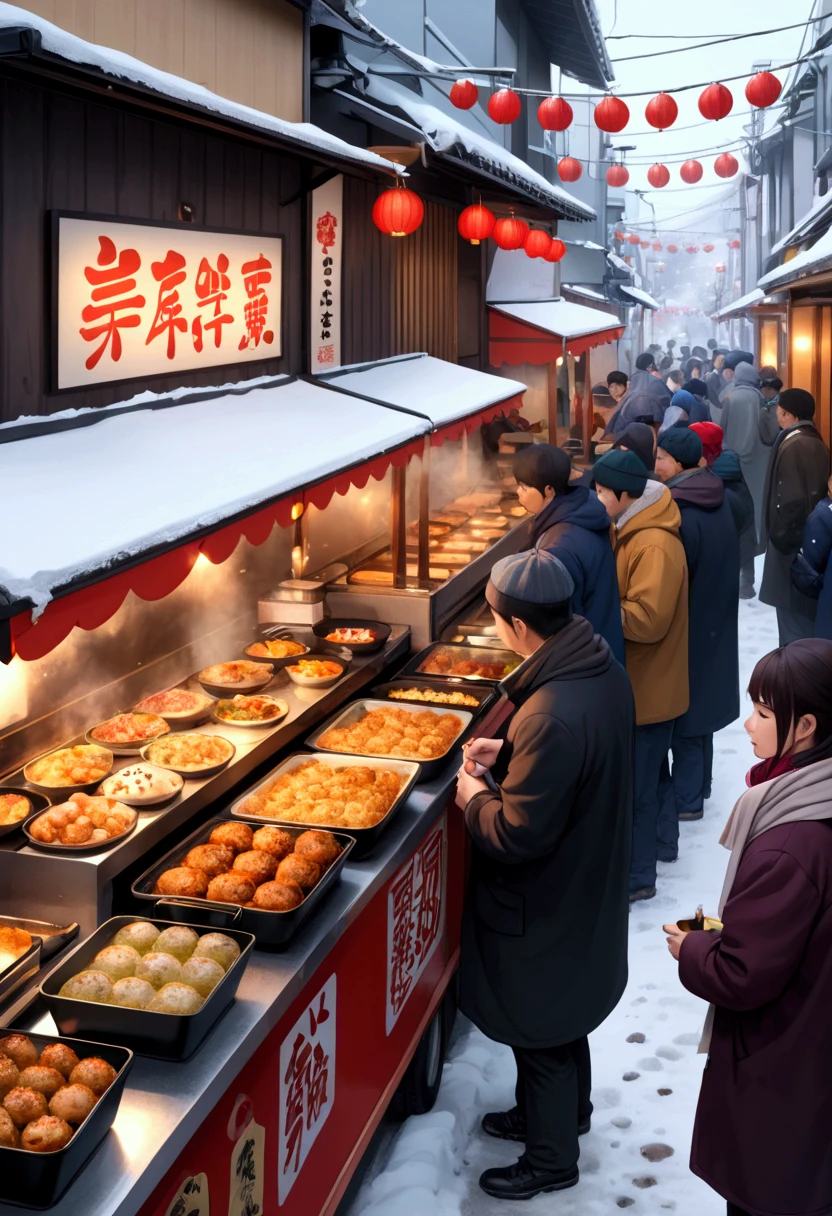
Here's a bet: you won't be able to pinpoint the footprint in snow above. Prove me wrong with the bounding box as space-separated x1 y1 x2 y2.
611 1116 632 1129
622 1071 640 1082
626 1032 646 1043
616 1198 635 1208
636 922 653 932
673 1032 700 1046
633 1176 658 1188
641 1143 674 1162
631 997 648 1006
592 1087 622 1108
638 1057 663 1072
640 983 658 990
656 1045 683 1061
657 1088 673 1096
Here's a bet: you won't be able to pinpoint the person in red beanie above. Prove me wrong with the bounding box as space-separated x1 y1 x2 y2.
692 422 758 601
689 421 724 468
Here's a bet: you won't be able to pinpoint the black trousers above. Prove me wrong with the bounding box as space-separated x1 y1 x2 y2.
512 1036 591 1172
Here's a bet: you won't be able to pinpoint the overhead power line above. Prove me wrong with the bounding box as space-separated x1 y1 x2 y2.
609 13 831 59
606 14 829 39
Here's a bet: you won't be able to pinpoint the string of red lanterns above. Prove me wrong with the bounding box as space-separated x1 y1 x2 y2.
455 203 567 262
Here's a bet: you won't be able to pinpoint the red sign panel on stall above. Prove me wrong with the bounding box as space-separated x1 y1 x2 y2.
278 973 336 1205
310 176 342 370
54 214 283 389
386 819 446 1034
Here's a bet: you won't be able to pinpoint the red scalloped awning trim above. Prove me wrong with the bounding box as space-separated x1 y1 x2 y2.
429 394 523 446
488 310 624 366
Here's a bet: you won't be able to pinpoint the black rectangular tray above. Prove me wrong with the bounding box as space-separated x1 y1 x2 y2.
131 817 355 948
0 939 41 1008
41 915 255 1060
371 679 496 723
229 752 418 859
401 642 521 684
0 1028 132 1209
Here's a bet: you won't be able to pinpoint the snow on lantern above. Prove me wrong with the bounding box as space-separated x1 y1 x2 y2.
488 88 522 124
538 96 573 131
450 79 478 110
457 204 495 245
372 186 424 237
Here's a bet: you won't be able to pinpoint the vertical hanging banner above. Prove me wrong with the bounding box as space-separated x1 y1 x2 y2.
310 176 343 371
386 818 447 1035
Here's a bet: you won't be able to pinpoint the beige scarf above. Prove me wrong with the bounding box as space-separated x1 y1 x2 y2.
698 756 832 1052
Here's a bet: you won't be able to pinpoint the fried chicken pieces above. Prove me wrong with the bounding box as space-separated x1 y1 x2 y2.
239 759 403 829
318 707 463 762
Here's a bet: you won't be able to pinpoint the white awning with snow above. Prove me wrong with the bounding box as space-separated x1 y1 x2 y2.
315 354 526 428
620 285 661 311
770 192 832 257
489 299 622 339
717 287 766 319
607 252 635 278
760 224 832 289
562 284 608 303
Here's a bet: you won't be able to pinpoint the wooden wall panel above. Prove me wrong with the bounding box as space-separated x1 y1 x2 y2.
20 0 304 122
0 73 304 422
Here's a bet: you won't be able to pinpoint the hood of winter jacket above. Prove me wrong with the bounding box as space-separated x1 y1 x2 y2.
712 448 743 483
733 362 761 391
502 616 610 704
531 485 611 545
668 466 725 510
615 479 681 539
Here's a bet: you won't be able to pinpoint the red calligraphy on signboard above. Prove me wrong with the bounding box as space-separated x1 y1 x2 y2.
146 250 188 360
316 210 338 255
79 236 146 370
238 254 274 350
278 974 336 1203
192 253 233 352
386 823 446 1034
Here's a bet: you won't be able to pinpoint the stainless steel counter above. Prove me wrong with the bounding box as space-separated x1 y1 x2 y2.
0 757 465 1216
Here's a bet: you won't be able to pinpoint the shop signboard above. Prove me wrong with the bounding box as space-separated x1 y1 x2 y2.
53 214 283 389
386 818 446 1034
309 176 342 370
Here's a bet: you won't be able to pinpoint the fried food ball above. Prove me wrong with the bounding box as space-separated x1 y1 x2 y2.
111 977 156 1010
91 944 140 981
209 822 253 854
183 843 234 878
21 1115 73 1152
0 1055 20 1101
180 956 225 998
192 932 240 972
232 850 277 885
251 881 304 911
111 922 160 956
58 970 114 1004
17 1067 65 1100
49 1083 97 1125
0 1107 18 1147
206 873 256 906
154 867 209 898
38 1043 79 1080
68 1057 117 1097
62 820 94 845
148 982 204 1015
28 816 57 843
154 926 199 964
135 952 182 990
0 1034 38 1071
276 854 322 891
251 826 295 860
4 1086 48 1128
293 830 341 868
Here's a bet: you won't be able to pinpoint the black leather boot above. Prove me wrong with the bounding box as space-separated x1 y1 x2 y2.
482 1108 591 1142
479 1154 579 1200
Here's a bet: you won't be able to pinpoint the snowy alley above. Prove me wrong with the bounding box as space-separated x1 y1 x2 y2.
349 576 778 1216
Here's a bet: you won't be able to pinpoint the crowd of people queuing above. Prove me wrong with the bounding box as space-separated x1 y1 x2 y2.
452 343 832 1214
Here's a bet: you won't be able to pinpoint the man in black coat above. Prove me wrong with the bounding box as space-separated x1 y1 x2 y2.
760 388 830 645
455 547 634 1202
605 354 672 436
654 427 739 832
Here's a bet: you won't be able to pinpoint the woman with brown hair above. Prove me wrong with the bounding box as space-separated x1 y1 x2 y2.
664 639 832 1216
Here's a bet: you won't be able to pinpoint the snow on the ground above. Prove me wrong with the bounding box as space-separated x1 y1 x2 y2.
352 568 778 1216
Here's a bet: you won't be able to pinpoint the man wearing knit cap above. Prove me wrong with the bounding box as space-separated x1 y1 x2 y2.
593 449 688 901
655 427 740 833
761 388 830 644
455 547 633 1201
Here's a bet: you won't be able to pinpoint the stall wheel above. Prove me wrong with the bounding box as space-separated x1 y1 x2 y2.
389 1005 445 1119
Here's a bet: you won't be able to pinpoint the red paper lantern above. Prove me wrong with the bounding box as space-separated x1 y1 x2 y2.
685 245 699 254
667 244 679 254
727 239 741 250
545 238 567 263
492 215 530 250
702 243 715 253
745 71 781 110
715 262 727 272
640 240 650 250
645 92 678 131
613 229 626 240
606 163 630 187
652 240 663 251
372 186 424 237
450 78 478 110
647 163 671 188
594 95 630 133
627 234 641 246
457 204 495 245
558 156 582 182
538 96 573 131
488 88 522 124
525 229 553 259
699 83 733 121
680 159 703 184
714 152 739 178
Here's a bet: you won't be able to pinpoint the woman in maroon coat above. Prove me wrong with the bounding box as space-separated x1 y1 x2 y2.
664 639 832 1216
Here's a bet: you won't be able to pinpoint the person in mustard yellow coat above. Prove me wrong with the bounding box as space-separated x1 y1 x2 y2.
593 449 689 902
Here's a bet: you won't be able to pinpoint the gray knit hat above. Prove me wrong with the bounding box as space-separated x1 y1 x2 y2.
486 548 574 612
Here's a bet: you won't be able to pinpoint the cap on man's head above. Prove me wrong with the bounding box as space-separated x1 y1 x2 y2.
658 426 703 469
779 387 815 421
682 378 709 399
486 548 574 611
690 421 724 466
592 382 613 401
592 448 649 497
724 349 754 371
635 352 656 371
707 338 718 350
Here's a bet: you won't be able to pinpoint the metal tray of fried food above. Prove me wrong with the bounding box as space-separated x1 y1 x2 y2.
230 751 418 858
0 916 79 961
403 643 521 683
307 699 473 782
371 679 496 724
132 816 355 948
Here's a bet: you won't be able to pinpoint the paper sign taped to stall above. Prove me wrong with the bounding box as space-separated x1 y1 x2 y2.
228 1115 265 1216
386 817 447 1034
164 1172 210 1216
278 973 336 1204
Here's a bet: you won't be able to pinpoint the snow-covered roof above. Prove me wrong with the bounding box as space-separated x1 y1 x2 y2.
607 253 635 278
770 192 832 257
759 223 832 289
489 298 622 339
0 3 399 177
620 285 661 311
562 284 608 303
0 378 429 613
717 287 765 319
361 76 595 221
316 354 526 426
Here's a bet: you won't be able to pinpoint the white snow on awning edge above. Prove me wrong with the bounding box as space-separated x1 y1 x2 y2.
490 298 622 339
620 285 660 311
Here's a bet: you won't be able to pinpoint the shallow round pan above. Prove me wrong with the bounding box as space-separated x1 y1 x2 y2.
98 764 185 808
24 805 138 853
242 637 311 669
141 733 236 779
85 714 170 755
197 663 275 698
312 618 391 654
213 696 289 729
23 746 114 795
0 787 51 839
